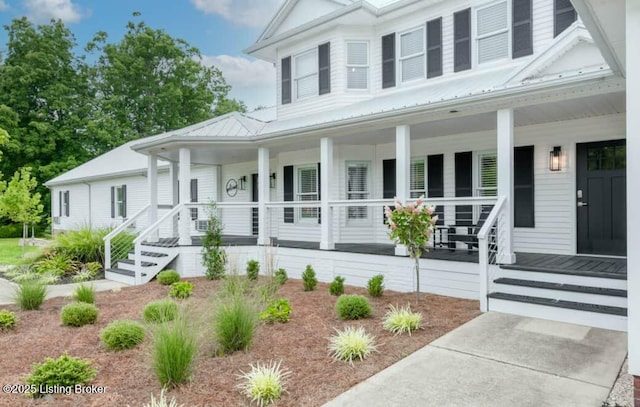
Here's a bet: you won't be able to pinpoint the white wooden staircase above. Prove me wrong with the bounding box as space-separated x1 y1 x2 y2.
105 241 179 285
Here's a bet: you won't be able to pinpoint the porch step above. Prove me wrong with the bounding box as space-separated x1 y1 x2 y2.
106 268 148 278
496 268 626 290
141 238 180 248
128 250 168 258
494 278 627 297
118 259 158 267
488 292 627 316
499 263 626 280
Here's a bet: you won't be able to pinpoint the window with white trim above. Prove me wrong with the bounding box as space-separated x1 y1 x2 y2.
346 41 369 90
399 27 425 82
410 159 426 198
297 166 318 220
115 185 126 217
294 49 318 100
476 1 510 64
478 152 497 196
346 162 369 220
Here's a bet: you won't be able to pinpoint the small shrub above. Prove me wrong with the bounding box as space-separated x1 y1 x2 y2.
100 320 145 351
383 304 423 336
14 280 47 310
214 295 258 353
143 299 179 323
328 326 378 364
151 314 197 388
237 360 291 407
84 261 102 275
73 283 95 304
54 227 110 264
336 295 372 320
71 270 95 283
259 299 292 324
38 273 61 285
329 276 345 296
169 281 193 299
0 310 17 330
10 269 40 283
202 203 227 280
301 265 317 292
367 274 384 298
60 302 99 327
144 388 184 407
274 268 288 285
31 251 77 277
25 352 96 398
157 269 181 285
246 260 260 281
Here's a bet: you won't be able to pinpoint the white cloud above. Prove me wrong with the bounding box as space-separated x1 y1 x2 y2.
201 54 276 109
191 0 283 29
0 1 9 11
23 0 86 24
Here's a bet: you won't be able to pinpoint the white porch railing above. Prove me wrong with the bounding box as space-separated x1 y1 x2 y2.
477 195 506 312
104 205 150 270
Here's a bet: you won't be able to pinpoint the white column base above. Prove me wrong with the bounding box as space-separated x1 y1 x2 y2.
395 245 409 256
320 241 335 250
498 252 516 264
257 237 271 246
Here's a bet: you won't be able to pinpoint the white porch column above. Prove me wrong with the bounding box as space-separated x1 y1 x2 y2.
497 109 516 264
169 162 179 237
627 0 640 378
257 147 270 245
147 154 159 242
320 137 334 250
178 148 191 246
395 125 411 256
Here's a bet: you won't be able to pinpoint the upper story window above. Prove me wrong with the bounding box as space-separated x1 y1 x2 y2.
399 27 425 82
346 41 369 90
476 1 509 64
454 8 472 71
513 0 533 58
294 49 318 100
281 43 331 105
554 0 577 37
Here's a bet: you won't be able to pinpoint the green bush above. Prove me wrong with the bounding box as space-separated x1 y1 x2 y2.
214 295 258 353
335 295 372 320
60 302 98 327
54 227 111 264
328 326 378 363
367 274 384 298
100 320 146 351
14 280 47 310
329 276 345 296
73 283 95 304
72 262 102 282
259 299 292 324
274 268 288 285
237 360 291 407
246 260 260 281
151 314 197 388
31 251 77 277
169 281 193 299
202 204 227 280
157 270 181 285
383 304 423 336
0 309 18 330
302 265 317 292
143 299 179 323
25 352 96 398
0 223 23 238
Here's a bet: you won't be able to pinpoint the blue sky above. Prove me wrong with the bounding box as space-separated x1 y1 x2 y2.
0 0 284 109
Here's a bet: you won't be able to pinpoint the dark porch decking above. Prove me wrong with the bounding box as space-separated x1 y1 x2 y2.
142 235 628 277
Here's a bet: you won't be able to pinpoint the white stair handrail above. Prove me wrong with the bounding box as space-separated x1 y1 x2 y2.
104 204 150 270
477 196 506 312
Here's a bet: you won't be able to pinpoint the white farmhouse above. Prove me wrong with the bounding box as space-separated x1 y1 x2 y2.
46 0 638 373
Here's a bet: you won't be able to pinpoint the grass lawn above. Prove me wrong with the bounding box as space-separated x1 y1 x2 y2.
0 238 48 265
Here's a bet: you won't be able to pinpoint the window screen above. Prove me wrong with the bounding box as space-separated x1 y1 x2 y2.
347 162 369 219
400 28 425 82
347 42 369 89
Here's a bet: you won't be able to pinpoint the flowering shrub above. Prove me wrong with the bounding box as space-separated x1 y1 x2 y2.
384 196 437 302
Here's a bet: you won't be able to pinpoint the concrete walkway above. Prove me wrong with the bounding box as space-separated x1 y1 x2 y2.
324 312 627 407
0 277 128 305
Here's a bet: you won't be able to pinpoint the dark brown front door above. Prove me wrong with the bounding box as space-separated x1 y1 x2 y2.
576 140 626 256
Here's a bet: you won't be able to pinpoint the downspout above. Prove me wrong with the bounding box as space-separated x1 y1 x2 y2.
83 182 92 229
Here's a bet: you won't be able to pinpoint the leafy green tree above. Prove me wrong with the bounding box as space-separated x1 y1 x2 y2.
213 97 247 116
87 13 232 140
0 167 43 254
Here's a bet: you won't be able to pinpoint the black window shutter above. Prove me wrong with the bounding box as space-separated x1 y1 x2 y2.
554 0 577 37
283 166 294 223
110 187 115 218
427 18 443 78
455 152 473 225
317 163 321 224
190 179 198 220
382 159 396 224
281 57 292 104
454 8 471 72
122 184 127 218
318 43 331 95
514 146 535 227
59 191 63 217
427 154 444 225
382 33 396 89
64 191 70 217
513 0 533 58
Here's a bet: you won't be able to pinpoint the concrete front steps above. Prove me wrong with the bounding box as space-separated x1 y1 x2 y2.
488 264 627 332
105 244 179 285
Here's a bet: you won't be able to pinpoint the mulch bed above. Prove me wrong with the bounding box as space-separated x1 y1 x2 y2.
0 277 480 407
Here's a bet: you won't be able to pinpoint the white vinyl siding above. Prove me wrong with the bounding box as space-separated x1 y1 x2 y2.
399 27 425 82
294 49 318 100
297 165 318 220
476 1 510 64
346 41 369 90
410 159 426 198
346 162 370 220
478 152 497 196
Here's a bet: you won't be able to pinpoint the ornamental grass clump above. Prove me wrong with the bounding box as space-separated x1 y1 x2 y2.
100 320 146 351
143 388 183 407
329 276 345 296
383 304 423 336
214 295 258 353
60 302 98 327
237 360 291 407
384 196 437 303
143 299 179 323
73 283 95 304
301 265 317 291
335 294 372 320
25 352 96 398
328 326 378 364
151 314 197 388
14 280 47 310
157 270 181 285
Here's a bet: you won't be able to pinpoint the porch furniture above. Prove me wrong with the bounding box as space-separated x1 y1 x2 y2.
442 205 494 251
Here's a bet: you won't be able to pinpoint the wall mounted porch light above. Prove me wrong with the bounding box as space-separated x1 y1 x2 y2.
238 175 247 190
549 146 562 172
270 173 277 188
